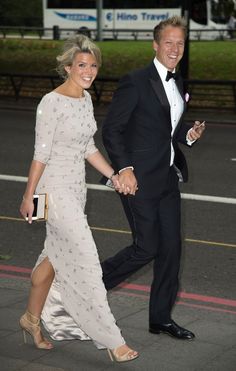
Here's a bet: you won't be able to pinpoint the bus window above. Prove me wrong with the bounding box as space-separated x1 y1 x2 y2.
103 1 180 8
191 0 207 26
47 1 96 9
103 0 158 8
47 0 182 10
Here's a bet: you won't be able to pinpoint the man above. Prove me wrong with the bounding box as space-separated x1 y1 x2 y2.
102 16 205 340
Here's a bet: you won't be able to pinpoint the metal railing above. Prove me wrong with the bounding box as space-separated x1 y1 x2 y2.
0 73 235 111
186 79 236 110
0 26 234 41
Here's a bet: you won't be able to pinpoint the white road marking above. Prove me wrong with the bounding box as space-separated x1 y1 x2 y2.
180 193 236 204
0 174 236 204
0 174 27 182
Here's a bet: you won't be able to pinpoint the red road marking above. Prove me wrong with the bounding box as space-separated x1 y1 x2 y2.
177 301 236 315
113 291 236 315
118 282 236 307
1 264 236 310
0 264 31 273
0 273 30 280
178 291 236 307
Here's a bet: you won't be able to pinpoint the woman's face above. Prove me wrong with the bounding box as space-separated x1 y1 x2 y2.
66 52 98 90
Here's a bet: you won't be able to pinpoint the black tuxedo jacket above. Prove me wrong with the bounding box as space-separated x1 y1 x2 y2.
102 62 191 198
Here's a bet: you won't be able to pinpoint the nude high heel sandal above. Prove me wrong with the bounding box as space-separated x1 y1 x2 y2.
19 311 53 350
107 347 139 363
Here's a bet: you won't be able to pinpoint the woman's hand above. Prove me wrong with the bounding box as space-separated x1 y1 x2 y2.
20 196 34 224
117 169 138 196
19 160 46 224
111 174 121 191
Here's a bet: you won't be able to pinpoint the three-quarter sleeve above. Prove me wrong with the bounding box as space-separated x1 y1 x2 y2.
84 93 98 159
33 95 58 164
84 136 98 159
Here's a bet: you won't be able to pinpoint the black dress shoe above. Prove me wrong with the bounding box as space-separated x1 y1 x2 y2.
149 320 195 340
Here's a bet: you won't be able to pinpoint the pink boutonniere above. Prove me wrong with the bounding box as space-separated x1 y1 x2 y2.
184 93 190 103
185 92 190 103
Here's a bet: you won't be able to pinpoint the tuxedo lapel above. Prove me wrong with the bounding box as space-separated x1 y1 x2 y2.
146 63 170 120
173 76 187 136
175 77 184 99
149 77 170 116
175 75 187 111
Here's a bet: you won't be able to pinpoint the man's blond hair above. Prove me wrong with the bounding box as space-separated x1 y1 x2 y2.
153 16 187 42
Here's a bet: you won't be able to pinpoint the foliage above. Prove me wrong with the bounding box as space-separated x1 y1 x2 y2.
0 39 235 80
0 0 43 27
189 40 236 79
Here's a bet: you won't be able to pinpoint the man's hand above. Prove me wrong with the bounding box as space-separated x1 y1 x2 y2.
187 120 206 141
118 169 138 195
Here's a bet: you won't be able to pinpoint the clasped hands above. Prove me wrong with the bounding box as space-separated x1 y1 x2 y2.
111 169 138 196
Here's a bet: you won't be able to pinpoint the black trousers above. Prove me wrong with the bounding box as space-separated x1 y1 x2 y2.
102 167 181 324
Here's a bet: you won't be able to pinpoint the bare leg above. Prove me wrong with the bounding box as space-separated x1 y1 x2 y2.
27 257 55 317
19 257 55 349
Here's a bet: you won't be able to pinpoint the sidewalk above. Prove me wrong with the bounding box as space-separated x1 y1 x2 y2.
0 274 236 371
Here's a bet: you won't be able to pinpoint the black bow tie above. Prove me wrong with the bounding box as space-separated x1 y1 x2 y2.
166 70 179 82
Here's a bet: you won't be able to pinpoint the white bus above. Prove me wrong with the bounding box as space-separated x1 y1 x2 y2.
42 0 227 40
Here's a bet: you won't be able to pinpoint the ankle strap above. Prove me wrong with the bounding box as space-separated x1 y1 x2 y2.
25 311 40 325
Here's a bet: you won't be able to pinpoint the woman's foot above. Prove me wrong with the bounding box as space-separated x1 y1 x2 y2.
19 311 53 350
107 344 139 362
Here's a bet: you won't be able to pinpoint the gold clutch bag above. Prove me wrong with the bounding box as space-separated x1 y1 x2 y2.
32 193 48 221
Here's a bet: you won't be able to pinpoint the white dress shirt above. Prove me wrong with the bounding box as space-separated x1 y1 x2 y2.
153 58 184 166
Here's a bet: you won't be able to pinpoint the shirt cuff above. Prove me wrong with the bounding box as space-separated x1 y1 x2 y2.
186 130 196 146
118 166 134 174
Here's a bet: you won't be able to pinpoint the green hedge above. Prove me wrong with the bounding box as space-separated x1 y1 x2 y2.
0 39 235 80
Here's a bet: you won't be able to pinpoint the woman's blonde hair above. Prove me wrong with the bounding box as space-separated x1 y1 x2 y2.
56 34 102 79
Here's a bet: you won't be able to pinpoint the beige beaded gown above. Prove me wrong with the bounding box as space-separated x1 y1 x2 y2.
33 91 125 349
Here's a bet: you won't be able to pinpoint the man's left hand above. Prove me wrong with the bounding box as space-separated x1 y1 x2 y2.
187 120 206 141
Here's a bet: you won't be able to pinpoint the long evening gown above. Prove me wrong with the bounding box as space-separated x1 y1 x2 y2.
32 90 125 349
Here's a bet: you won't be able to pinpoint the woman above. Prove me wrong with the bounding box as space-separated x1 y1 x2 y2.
19 34 138 363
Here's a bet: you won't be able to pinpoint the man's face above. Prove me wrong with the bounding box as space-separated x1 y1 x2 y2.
153 25 185 71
